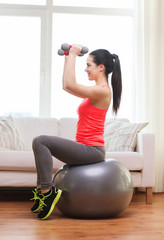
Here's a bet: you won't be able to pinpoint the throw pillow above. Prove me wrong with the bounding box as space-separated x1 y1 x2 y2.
0 116 24 151
104 120 148 152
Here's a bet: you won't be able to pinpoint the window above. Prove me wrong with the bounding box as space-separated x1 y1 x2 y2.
0 16 41 116
0 0 46 5
53 0 133 9
0 0 136 120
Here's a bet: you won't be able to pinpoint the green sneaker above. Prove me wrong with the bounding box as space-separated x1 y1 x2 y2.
37 186 62 220
30 188 41 213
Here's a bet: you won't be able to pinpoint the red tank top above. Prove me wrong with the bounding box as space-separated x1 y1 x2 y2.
76 97 108 146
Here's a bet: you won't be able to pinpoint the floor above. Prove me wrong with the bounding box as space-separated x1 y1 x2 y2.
0 189 164 240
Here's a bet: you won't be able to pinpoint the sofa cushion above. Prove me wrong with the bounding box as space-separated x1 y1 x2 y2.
0 116 24 151
104 120 148 152
0 171 38 187
13 117 59 150
106 152 143 170
0 151 64 171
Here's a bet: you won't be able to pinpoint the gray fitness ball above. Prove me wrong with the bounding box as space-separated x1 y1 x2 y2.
53 159 133 219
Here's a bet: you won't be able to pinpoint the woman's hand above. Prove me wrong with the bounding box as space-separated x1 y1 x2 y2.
69 44 82 56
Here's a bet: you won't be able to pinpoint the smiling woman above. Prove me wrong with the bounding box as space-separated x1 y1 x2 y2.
31 44 122 220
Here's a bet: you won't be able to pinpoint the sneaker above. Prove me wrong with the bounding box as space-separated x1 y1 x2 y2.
37 186 62 220
30 188 41 213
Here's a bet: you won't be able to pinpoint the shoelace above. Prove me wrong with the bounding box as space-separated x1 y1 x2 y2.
39 195 47 211
39 188 58 211
30 189 40 202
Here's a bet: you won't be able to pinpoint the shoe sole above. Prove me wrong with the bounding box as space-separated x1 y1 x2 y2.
38 189 62 220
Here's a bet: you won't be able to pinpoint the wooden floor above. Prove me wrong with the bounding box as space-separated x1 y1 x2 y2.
0 189 164 240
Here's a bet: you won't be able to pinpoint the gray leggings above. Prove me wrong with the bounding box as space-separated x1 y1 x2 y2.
32 135 105 189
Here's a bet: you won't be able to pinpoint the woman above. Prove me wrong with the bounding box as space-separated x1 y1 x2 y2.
31 45 122 220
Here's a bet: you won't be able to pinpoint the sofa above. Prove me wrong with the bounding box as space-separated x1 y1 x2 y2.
0 116 155 203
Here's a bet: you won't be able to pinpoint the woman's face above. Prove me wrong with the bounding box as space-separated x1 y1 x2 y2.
85 55 100 81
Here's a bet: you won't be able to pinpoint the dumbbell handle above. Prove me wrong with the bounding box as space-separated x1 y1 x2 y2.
58 49 84 57
61 43 88 54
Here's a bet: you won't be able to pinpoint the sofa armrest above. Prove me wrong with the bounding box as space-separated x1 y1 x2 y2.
136 133 155 187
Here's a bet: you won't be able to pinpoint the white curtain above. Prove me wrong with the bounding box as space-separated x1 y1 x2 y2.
137 0 164 192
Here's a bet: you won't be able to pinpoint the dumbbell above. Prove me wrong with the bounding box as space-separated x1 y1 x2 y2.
58 49 84 56
58 43 88 56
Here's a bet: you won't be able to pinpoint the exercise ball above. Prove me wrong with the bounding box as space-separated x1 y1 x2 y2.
53 159 133 219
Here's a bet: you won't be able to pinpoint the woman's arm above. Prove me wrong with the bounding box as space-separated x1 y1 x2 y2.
62 45 81 96
62 45 110 101
62 55 69 90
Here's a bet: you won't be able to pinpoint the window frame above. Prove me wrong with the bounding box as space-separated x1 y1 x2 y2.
0 4 52 116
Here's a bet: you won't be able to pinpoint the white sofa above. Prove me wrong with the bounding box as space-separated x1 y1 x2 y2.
0 117 155 203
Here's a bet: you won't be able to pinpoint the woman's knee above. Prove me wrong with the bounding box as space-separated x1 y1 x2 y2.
32 135 46 150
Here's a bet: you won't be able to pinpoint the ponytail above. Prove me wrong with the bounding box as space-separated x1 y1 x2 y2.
89 49 122 115
111 55 122 115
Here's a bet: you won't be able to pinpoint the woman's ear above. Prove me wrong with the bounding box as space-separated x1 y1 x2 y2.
99 64 105 73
